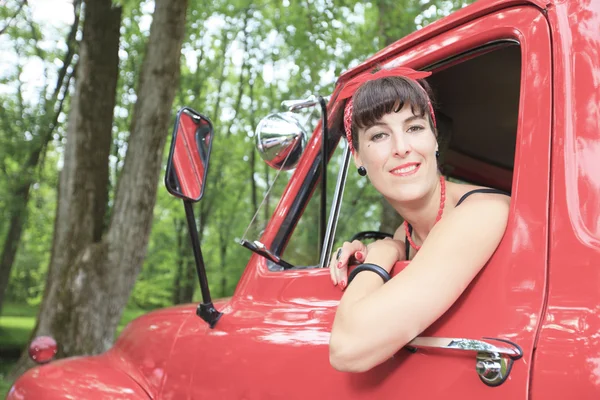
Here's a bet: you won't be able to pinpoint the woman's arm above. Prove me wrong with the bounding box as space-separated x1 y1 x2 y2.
329 233 406 290
329 194 510 372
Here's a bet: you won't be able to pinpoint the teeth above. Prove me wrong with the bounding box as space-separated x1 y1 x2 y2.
397 165 417 173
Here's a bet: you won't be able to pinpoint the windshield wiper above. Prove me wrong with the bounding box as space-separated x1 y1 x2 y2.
239 239 295 269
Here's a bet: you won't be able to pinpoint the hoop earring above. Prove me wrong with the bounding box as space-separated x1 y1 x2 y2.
357 166 367 176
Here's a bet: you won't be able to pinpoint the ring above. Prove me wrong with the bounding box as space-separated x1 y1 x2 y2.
336 248 342 260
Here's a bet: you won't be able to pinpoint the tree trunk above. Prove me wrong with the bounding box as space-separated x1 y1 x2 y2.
0 184 30 313
209 28 230 124
219 238 227 297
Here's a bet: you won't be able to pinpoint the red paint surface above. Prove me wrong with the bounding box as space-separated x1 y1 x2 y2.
529 1 600 398
9 0 600 398
8 355 152 399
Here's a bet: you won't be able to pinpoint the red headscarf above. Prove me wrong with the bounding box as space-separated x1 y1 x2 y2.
339 66 435 153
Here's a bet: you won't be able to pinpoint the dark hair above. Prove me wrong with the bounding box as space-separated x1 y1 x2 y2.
333 75 436 153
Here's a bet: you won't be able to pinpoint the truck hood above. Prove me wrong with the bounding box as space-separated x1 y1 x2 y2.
109 303 197 397
111 299 230 397
9 300 230 399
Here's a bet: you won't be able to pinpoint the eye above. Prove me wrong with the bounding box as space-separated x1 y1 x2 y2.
370 132 388 141
407 125 425 133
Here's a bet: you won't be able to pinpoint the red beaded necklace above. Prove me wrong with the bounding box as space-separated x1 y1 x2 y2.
404 175 446 252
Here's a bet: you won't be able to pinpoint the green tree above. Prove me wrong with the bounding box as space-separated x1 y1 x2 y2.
0 0 80 313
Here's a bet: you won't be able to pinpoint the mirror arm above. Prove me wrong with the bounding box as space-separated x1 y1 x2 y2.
184 200 222 328
318 95 328 255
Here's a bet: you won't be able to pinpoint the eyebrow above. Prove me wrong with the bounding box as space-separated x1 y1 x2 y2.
404 114 426 123
364 114 425 131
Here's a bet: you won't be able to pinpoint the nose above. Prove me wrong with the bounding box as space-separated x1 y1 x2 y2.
391 132 410 157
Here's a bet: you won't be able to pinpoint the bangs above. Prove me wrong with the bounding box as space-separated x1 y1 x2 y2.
352 76 432 132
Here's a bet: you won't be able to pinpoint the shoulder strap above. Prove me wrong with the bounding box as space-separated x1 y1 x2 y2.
405 224 412 259
456 188 509 207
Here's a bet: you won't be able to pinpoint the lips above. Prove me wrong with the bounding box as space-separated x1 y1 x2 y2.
389 162 420 177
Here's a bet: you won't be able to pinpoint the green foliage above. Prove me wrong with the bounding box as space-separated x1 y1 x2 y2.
3 0 475 312
0 0 74 312
0 315 34 349
5 150 58 305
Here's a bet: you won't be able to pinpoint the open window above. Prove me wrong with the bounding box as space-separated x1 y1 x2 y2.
430 43 520 193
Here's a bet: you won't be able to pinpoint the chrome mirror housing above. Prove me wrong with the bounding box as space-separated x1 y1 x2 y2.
255 112 307 170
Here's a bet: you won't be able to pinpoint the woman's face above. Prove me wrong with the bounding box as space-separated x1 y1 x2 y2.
353 103 438 203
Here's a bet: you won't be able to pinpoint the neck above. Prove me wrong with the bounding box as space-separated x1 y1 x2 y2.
390 176 446 244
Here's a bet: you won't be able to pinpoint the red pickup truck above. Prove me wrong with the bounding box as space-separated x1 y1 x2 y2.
8 0 600 398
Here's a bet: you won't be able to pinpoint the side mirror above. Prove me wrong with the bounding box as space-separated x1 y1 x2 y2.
165 107 213 202
164 107 221 328
255 112 307 170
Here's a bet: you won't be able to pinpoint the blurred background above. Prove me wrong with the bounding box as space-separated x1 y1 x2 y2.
0 0 473 394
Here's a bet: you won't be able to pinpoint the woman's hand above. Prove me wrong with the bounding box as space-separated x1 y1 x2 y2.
329 240 367 289
363 238 406 273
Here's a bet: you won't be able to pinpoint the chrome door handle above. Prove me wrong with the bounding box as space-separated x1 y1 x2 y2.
405 337 523 387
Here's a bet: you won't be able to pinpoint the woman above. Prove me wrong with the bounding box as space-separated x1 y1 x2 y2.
328 66 511 372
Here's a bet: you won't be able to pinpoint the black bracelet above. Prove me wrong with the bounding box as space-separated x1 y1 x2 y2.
347 263 391 284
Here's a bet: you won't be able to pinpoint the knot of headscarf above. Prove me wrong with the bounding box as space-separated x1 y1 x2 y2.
339 66 435 153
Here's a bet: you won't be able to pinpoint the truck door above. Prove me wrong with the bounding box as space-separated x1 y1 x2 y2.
530 1 600 398
317 5 553 398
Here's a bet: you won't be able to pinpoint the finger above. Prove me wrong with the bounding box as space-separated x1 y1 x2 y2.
329 259 337 285
336 242 360 275
334 260 344 286
337 241 366 267
338 264 348 290
337 242 355 267
329 248 342 285
354 251 365 262
337 242 360 290
352 240 368 253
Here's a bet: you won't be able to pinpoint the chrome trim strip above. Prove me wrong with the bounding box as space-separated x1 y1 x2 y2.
319 145 351 268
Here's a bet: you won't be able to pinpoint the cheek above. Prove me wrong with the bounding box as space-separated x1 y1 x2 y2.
411 134 437 154
361 145 389 168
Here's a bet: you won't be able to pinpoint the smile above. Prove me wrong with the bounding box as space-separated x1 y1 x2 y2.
390 163 420 176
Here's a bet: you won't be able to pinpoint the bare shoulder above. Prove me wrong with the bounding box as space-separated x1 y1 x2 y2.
421 182 511 263
449 182 511 209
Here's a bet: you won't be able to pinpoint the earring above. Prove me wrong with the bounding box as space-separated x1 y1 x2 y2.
357 166 367 176
435 150 440 159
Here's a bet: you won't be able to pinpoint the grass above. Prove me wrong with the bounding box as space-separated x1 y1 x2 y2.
0 302 152 398
0 316 34 350
0 361 14 398
0 303 35 398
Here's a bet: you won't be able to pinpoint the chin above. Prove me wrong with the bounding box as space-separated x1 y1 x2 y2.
381 181 428 204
